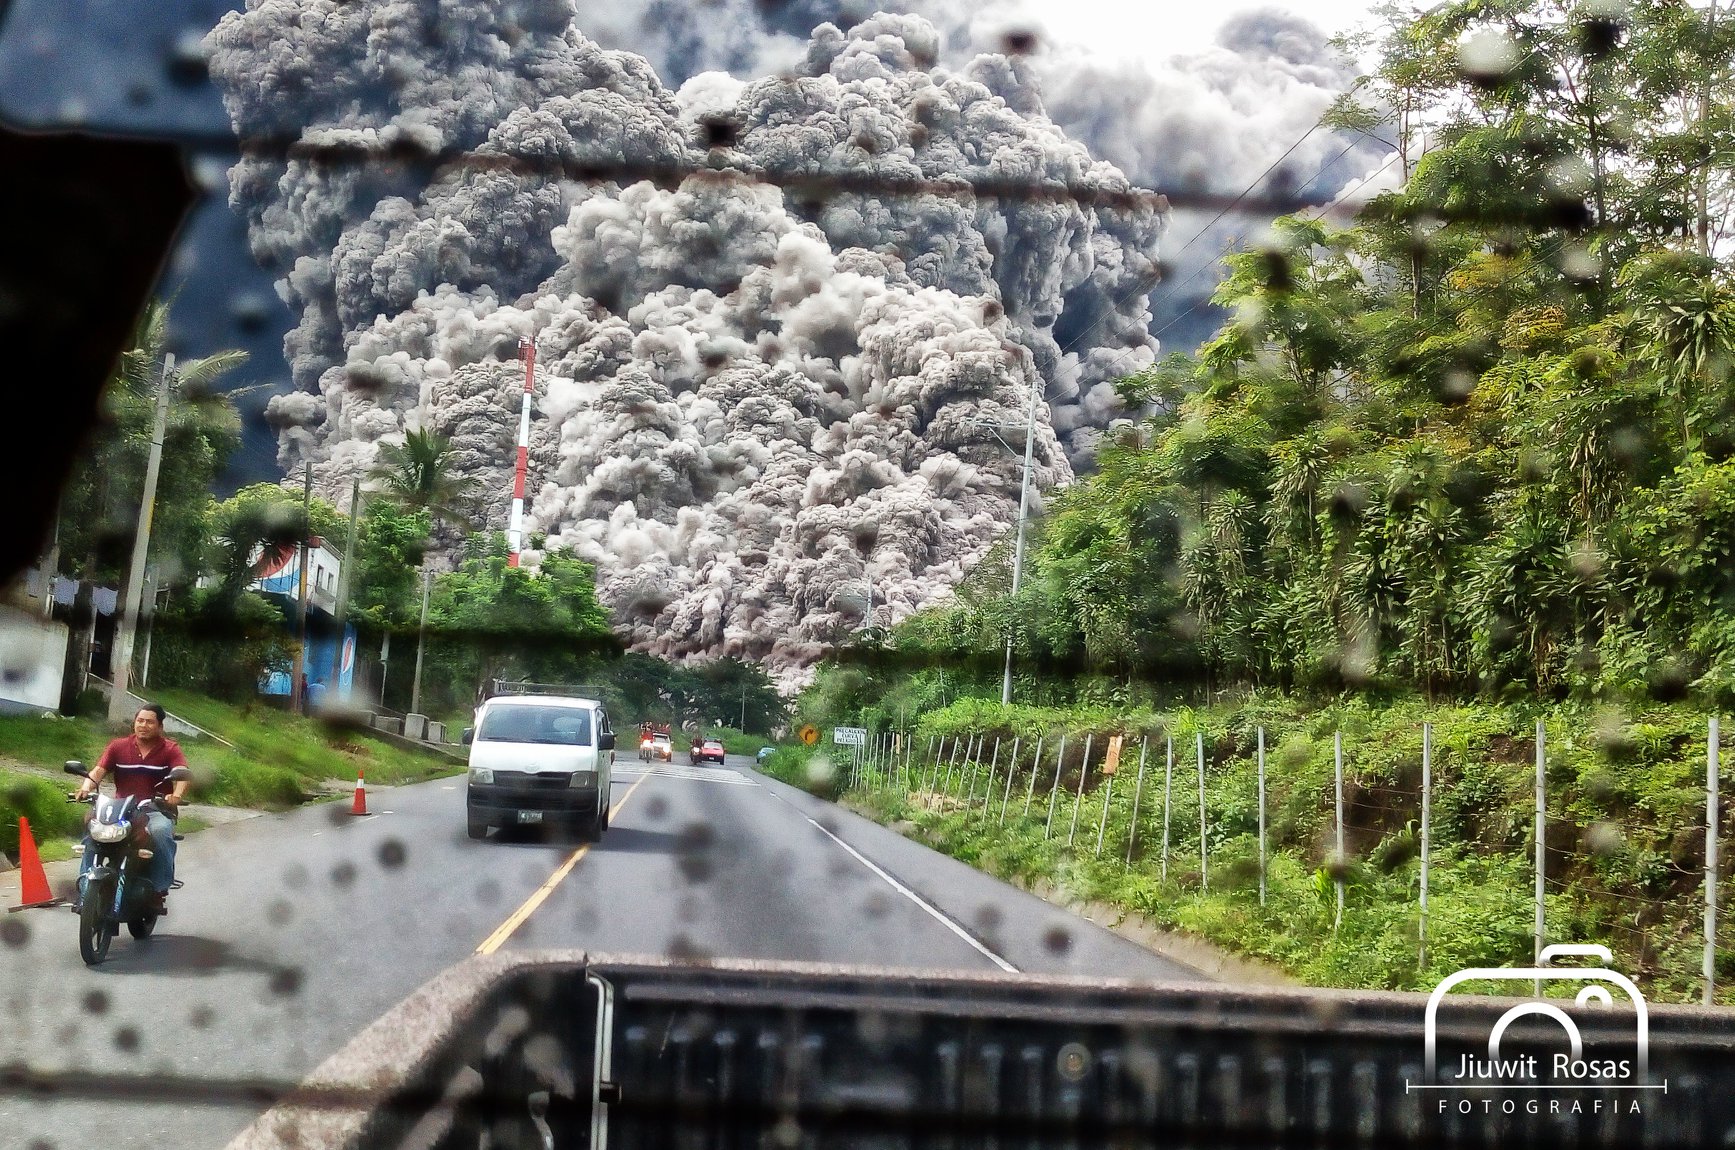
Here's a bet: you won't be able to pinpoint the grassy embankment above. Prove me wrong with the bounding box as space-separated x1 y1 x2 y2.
0 690 460 862
761 695 1735 1004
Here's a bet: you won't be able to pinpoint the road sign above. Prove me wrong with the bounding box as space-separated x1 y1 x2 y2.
833 726 867 746
799 725 819 746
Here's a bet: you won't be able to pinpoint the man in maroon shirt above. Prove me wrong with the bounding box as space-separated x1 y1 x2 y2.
74 703 191 910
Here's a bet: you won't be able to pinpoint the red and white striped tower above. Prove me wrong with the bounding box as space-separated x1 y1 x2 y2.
508 336 536 568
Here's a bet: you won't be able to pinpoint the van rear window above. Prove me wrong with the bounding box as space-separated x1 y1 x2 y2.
477 705 593 746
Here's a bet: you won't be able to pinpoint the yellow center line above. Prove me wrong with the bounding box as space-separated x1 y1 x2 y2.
474 770 653 955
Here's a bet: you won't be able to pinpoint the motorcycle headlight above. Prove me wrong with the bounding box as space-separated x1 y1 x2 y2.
88 821 129 844
470 767 495 785
568 769 598 789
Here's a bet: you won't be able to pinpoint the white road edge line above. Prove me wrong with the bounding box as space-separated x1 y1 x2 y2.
800 811 1018 974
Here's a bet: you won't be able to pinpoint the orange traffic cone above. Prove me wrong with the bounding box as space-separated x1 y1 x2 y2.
351 769 369 816
9 817 62 912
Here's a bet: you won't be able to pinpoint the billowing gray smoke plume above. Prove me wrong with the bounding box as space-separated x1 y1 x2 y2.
576 0 1376 348
207 3 1156 678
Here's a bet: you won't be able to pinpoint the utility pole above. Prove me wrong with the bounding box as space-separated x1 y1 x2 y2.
410 566 431 716
1001 371 1041 705
327 475 362 704
289 462 312 714
108 354 174 723
137 567 158 689
739 681 747 732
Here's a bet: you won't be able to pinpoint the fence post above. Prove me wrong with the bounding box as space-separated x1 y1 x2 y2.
1707 716 1720 1007
925 737 945 795
1126 738 1150 866
1420 721 1431 973
1334 731 1344 931
1044 735 1068 839
904 732 916 791
1196 731 1208 890
999 736 1020 823
1095 738 1117 856
980 737 1002 813
1534 718 1546 996
942 735 965 796
1023 736 1045 819
1162 735 1173 884
1257 726 1267 907
1068 733 1094 846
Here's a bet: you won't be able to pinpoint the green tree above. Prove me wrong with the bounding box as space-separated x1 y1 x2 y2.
420 534 618 712
368 429 482 528
55 299 248 586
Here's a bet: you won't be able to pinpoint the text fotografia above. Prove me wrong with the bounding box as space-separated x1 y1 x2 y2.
1412 944 1665 1118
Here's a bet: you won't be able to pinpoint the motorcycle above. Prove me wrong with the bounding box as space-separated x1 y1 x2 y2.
64 760 191 966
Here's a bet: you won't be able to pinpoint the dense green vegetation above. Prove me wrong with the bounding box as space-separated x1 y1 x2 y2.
837 0 1735 706
784 0 1735 996
0 692 460 860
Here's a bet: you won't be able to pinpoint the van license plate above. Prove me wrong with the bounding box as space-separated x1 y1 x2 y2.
517 810 544 824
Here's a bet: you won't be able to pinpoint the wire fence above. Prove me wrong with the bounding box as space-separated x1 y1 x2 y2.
834 717 1731 1002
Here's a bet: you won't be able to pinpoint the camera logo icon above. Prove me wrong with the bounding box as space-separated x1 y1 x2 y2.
1422 944 1651 1087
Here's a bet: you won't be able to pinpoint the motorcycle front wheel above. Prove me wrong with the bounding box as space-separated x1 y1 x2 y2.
78 895 113 965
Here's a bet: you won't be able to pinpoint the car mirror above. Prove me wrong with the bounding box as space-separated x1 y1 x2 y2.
462 727 474 746
166 766 193 782
63 760 87 776
599 732 616 751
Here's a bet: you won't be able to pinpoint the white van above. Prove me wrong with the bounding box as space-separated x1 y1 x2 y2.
463 695 616 840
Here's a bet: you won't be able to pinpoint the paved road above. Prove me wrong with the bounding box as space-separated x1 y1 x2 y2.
0 754 1201 1149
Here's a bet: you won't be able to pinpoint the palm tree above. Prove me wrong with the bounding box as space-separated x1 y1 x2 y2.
117 299 252 408
367 428 482 529
59 299 253 584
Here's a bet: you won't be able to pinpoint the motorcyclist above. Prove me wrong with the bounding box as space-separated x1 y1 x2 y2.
72 702 191 914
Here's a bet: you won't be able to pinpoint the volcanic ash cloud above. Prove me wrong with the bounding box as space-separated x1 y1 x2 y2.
206 5 1153 677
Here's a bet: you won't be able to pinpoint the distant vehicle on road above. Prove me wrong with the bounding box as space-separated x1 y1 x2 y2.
638 722 673 762
463 694 615 841
690 738 726 766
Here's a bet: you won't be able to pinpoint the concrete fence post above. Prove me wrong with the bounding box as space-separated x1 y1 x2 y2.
1420 721 1431 972
1023 736 1045 819
1707 716 1720 1006
979 736 1002 813
1094 740 1116 856
1126 737 1150 867
1162 735 1173 884
999 736 1020 823
1043 735 1067 839
1067 733 1094 846
1534 719 1546 996
1257 726 1267 906
1195 732 1209 889
1334 730 1345 931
